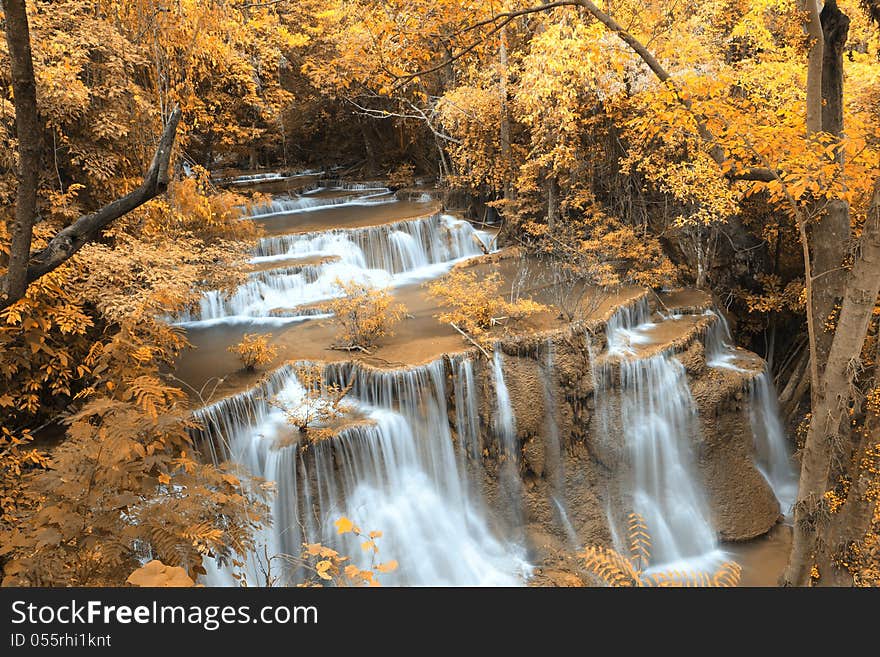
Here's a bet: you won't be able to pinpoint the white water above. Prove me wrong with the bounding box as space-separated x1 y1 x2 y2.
600 300 722 569
492 351 517 455
195 361 530 586
491 350 525 530
452 355 482 460
177 214 493 324
246 189 396 218
704 309 797 514
748 370 798 517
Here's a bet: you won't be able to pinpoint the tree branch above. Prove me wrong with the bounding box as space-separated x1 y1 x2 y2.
0 106 182 312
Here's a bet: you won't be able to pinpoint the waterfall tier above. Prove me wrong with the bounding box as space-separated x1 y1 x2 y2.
177 213 492 325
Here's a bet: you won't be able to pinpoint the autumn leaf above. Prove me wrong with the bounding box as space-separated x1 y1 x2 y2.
334 517 354 535
315 560 333 580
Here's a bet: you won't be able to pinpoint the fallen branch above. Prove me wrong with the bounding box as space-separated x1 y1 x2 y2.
450 322 492 360
330 343 373 355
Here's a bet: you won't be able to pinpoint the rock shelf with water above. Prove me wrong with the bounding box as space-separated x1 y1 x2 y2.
175 175 797 587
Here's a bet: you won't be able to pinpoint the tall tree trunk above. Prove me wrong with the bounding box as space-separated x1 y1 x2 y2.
801 0 825 135
812 1 851 383
783 0 856 586
783 178 880 586
1 0 42 305
499 24 513 203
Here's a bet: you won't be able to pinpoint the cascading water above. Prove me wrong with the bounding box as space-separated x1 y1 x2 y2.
451 355 482 460
246 189 395 218
177 214 493 324
491 350 525 529
703 309 797 515
748 371 798 516
492 351 517 455
599 300 721 569
195 360 530 586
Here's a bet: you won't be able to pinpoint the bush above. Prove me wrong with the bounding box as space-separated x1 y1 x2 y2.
228 333 277 371
328 280 406 350
427 269 546 343
279 364 353 445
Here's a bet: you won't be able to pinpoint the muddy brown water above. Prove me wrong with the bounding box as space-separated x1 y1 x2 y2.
723 524 792 586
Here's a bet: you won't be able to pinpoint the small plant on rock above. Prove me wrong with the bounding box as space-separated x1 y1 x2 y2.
580 513 742 587
228 333 277 371
276 364 354 445
300 517 398 587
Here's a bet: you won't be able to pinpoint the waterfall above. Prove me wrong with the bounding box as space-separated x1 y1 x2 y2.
451 355 482 460
616 353 719 567
492 351 517 455
704 308 740 369
606 297 654 357
196 360 530 586
600 304 721 569
703 310 797 515
748 370 798 516
246 189 394 218
491 350 525 529
177 214 493 324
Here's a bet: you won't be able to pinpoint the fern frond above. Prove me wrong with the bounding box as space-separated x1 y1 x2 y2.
713 561 743 587
580 546 640 587
627 513 651 570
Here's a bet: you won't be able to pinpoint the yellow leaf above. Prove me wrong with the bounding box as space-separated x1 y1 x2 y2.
315 560 333 580
376 560 398 573
334 517 354 535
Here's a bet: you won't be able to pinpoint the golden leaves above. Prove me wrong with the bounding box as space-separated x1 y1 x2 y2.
335 516 355 535
579 513 743 587
228 333 278 372
302 517 396 587
327 279 406 350
126 560 196 588
427 269 547 345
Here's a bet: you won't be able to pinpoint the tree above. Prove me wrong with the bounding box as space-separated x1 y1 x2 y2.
0 0 183 310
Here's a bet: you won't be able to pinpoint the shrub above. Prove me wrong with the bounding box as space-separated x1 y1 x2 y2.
228 333 277 371
279 364 353 445
427 269 546 343
580 514 742 587
327 280 406 351
387 163 415 190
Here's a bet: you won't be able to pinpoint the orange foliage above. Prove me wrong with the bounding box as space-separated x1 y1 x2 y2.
327 280 406 350
228 334 278 372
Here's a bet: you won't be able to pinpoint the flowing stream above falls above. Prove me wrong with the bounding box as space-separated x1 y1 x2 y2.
178 175 798 585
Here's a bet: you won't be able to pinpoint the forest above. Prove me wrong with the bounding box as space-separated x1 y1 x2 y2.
0 0 879 589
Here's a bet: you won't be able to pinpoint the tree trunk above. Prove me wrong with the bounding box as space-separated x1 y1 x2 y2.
1 0 42 305
801 0 825 135
499 24 513 202
0 107 182 311
811 2 851 382
547 175 558 231
783 178 880 586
